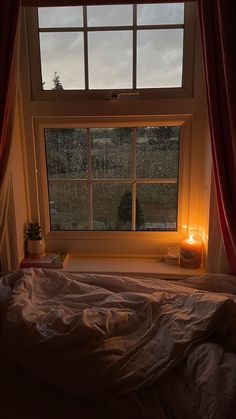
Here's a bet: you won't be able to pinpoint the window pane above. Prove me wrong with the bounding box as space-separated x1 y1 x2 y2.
45 128 87 179
91 128 132 179
137 29 183 88
38 7 83 28
93 184 132 230
137 3 184 25
48 181 88 230
136 184 178 231
40 33 84 89
87 5 132 26
88 31 132 89
136 127 180 178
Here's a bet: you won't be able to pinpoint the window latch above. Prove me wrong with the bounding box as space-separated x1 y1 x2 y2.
109 91 139 100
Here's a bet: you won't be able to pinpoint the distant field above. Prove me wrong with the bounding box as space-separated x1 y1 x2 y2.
45 128 179 231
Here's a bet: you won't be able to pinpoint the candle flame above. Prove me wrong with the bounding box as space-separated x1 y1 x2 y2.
189 234 194 243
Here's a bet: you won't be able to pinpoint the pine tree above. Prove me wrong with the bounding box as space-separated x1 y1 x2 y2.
118 191 144 229
52 72 64 90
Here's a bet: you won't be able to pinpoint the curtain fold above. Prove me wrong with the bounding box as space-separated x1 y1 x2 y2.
0 1 21 187
0 1 20 266
198 0 236 273
1 0 236 273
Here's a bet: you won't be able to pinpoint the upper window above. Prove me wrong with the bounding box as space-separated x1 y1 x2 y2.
26 2 195 98
38 3 184 90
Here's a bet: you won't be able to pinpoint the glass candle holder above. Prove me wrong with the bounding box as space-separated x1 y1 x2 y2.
180 233 202 268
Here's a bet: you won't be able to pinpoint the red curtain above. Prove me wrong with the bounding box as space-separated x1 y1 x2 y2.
198 0 236 273
1 0 236 272
0 1 21 187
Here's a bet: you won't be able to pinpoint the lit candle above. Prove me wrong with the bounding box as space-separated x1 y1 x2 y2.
180 234 202 268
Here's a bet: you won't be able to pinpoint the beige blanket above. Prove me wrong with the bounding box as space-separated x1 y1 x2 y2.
1 269 236 418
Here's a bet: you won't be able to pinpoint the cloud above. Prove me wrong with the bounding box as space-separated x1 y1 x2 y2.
38 6 83 28
137 3 184 25
88 31 132 89
39 4 184 90
137 29 183 87
87 5 132 27
40 32 84 89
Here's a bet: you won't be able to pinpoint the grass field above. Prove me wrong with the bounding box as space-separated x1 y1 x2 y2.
45 127 179 231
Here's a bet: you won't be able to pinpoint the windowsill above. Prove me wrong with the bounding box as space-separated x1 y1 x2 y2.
64 255 205 279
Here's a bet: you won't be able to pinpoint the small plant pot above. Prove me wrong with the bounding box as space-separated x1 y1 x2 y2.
27 239 46 258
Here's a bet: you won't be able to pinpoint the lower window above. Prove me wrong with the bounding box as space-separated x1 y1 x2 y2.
44 126 180 231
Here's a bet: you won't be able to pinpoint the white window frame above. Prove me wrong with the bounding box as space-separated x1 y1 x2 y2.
32 115 191 255
25 3 196 100
42 123 182 233
20 2 208 257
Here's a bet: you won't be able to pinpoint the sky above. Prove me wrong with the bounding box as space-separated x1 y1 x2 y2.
38 3 184 90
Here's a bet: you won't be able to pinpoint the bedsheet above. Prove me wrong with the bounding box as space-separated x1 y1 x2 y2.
1 269 236 418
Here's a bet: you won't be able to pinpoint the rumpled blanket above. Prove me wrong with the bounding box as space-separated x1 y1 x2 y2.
1 269 236 410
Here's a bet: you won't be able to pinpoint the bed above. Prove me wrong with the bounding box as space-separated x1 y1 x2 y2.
1 268 236 418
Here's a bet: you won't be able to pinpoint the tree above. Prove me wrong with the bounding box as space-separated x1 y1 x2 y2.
52 72 64 90
118 191 145 229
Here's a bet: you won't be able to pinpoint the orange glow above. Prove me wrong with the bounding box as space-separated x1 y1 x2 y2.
189 234 194 243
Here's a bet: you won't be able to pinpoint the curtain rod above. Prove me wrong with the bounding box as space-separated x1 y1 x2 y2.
22 1 192 6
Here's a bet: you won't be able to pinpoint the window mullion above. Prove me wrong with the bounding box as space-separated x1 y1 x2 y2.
83 6 89 90
136 179 178 184
132 128 136 231
133 4 137 89
87 128 93 230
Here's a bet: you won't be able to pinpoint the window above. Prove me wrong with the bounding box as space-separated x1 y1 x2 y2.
26 2 195 99
21 2 207 256
37 3 184 91
44 126 180 231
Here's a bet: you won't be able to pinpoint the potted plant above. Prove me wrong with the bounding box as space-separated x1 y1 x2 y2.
26 222 46 258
